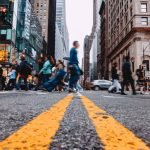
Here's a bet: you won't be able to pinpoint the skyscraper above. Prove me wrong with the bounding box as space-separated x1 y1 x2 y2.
31 0 49 42
56 0 69 53
32 0 56 57
89 0 101 80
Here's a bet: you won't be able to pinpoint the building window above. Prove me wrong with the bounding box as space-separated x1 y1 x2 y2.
141 3 147 12
141 17 148 25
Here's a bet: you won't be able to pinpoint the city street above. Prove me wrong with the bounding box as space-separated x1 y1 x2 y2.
0 91 150 149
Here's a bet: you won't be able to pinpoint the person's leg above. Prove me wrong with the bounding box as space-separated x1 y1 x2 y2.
16 77 21 90
6 79 11 90
44 81 57 92
114 80 120 93
45 74 50 82
12 79 16 89
42 74 46 84
69 74 74 89
129 76 136 94
121 79 126 94
34 75 42 91
76 82 83 92
73 75 80 90
24 77 28 91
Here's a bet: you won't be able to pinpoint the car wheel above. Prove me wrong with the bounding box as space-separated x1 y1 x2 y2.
94 86 100 91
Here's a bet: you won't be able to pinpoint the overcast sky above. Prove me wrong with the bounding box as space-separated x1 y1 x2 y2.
66 0 93 64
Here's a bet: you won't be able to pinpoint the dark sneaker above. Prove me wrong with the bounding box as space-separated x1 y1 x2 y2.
121 92 127 95
132 92 137 95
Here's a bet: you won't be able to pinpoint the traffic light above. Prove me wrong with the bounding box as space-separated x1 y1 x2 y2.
0 6 7 13
1 7 7 13
0 6 7 20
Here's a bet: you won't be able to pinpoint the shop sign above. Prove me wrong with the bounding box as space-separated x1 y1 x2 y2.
0 50 8 62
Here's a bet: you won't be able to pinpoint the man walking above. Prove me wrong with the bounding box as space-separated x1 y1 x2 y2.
121 56 136 95
17 55 31 91
69 41 81 92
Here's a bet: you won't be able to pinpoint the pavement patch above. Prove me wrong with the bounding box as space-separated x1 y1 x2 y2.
81 95 150 150
0 94 73 150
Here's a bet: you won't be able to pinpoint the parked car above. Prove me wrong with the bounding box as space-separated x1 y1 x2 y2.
91 80 112 90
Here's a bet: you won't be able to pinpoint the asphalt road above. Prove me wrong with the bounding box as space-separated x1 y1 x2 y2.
83 91 150 145
0 91 66 141
0 90 149 149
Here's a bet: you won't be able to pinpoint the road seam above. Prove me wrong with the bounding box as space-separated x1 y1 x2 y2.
0 94 73 150
80 95 150 150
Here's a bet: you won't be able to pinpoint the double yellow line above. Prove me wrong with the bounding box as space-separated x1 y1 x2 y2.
81 96 149 150
0 94 149 150
0 95 73 150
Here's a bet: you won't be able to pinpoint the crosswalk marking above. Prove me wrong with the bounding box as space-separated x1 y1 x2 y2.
103 95 124 99
0 94 73 150
81 96 150 150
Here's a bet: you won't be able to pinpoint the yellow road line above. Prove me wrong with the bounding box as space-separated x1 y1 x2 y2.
0 94 73 150
81 96 150 150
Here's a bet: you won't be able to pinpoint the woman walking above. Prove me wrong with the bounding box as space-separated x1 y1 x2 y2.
39 56 52 83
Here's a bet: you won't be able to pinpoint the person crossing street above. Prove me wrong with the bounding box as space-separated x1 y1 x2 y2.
68 41 82 93
16 55 32 91
6 66 17 90
39 56 52 83
121 56 136 95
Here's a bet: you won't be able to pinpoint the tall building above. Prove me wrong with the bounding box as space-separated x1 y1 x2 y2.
56 0 69 56
55 24 65 61
31 0 69 60
88 0 101 81
0 0 43 69
83 35 94 83
99 0 109 79
56 0 66 36
31 0 49 41
31 0 56 58
92 0 101 33
0 0 17 63
47 0 56 57
107 0 150 78
15 0 43 69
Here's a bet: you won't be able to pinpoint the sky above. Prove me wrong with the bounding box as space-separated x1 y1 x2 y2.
66 0 93 65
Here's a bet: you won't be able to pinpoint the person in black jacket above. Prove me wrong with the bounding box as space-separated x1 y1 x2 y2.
121 56 136 95
16 55 31 91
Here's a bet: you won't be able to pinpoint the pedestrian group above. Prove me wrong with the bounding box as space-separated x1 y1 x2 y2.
0 41 83 93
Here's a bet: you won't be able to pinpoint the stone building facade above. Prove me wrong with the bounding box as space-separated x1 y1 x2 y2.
107 0 150 78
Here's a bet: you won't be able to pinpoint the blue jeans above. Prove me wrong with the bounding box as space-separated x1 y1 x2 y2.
69 65 80 89
42 74 51 83
17 77 28 90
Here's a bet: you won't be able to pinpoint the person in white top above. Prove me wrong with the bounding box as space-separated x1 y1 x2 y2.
6 66 17 90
